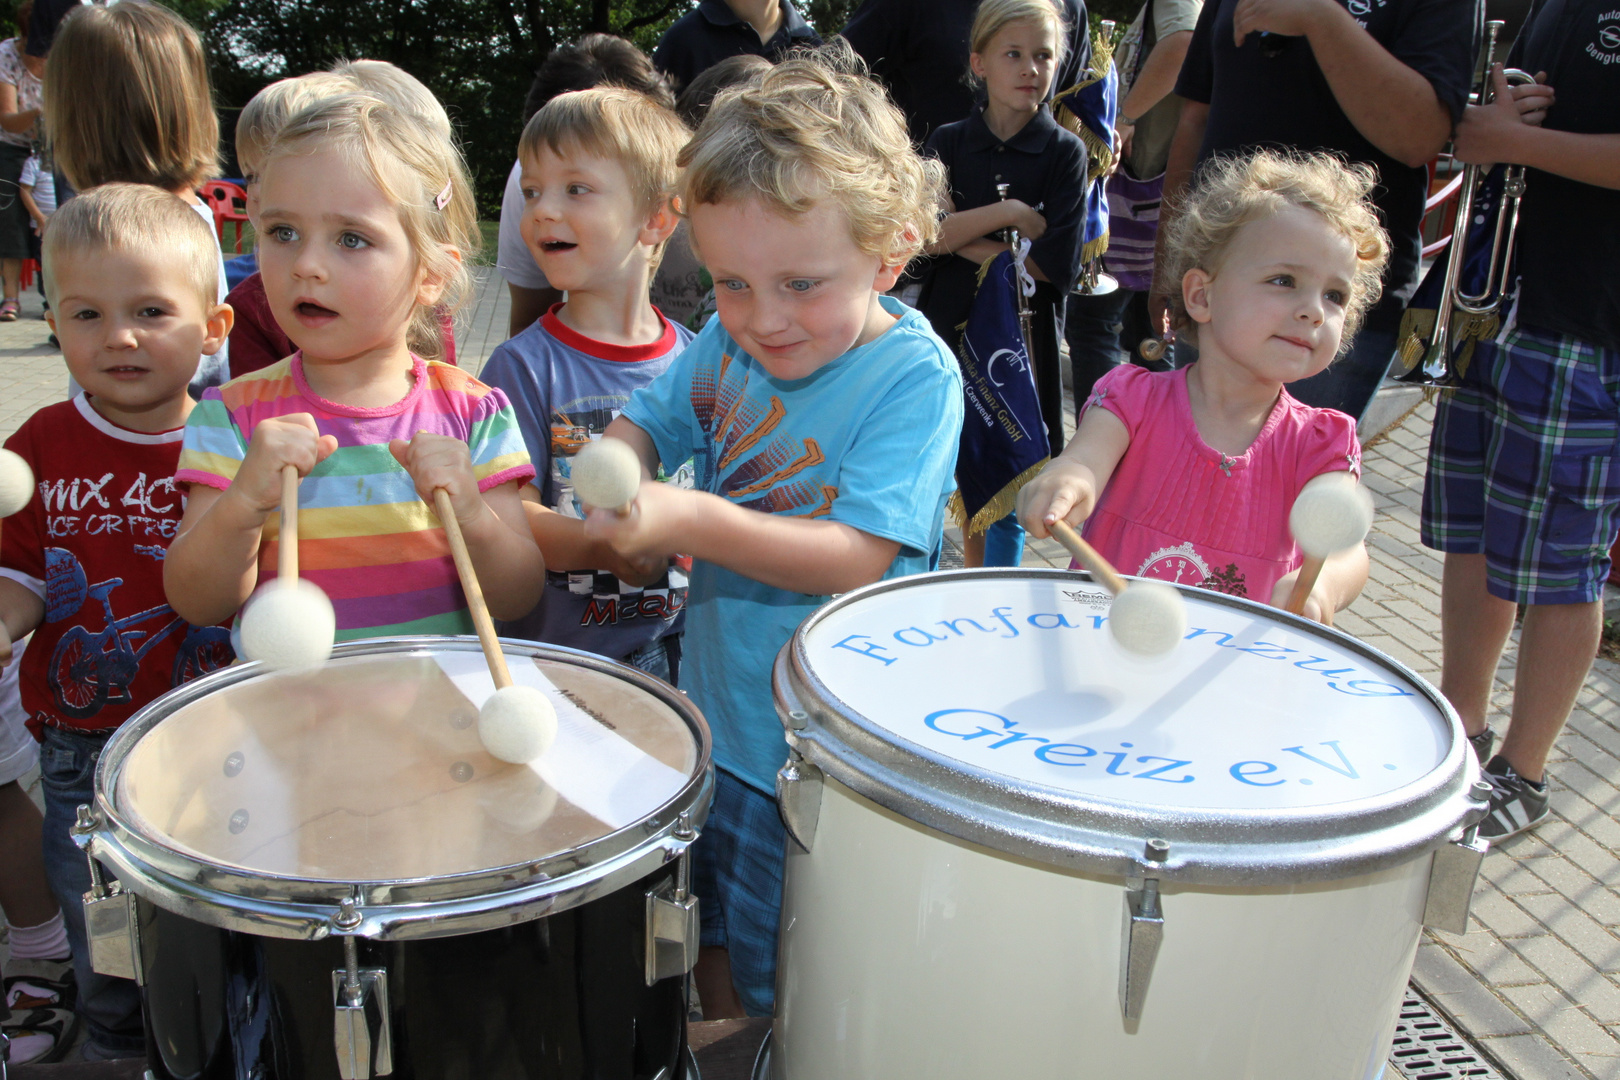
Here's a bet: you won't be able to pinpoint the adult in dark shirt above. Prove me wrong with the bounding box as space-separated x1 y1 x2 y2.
841 0 1091 146
1155 0 1474 422
1421 0 1620 840
652 0 820 92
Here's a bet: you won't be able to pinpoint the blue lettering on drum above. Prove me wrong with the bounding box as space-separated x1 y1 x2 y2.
920 709 1379 789
830 604 1415 699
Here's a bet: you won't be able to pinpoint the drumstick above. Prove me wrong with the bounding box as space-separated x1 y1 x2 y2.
1049 520 1128 595
570 438 642 515
239 465 335 671
1285 473 1374 617
432 487 557 764
1048 520 1186 656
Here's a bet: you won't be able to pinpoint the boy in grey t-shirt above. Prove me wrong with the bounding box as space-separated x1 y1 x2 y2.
480 86 694 678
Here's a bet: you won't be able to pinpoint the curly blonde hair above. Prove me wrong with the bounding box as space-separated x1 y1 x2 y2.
1163 149 1390 344
264 92 477 362
678 41 945 267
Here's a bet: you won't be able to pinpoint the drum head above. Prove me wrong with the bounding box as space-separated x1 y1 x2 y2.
113 644 701 883
781 571 1472 883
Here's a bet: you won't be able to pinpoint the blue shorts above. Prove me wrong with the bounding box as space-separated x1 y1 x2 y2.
1422 323 1620 604
690 766 786 1017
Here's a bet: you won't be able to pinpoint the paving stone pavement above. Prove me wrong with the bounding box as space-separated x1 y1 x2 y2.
6 270 1620 1079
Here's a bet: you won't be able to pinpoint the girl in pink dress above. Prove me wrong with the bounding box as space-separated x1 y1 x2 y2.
1018 149 1388 624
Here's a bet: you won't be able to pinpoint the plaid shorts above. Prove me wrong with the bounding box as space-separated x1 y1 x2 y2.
690 766 787 1017
1423 323 1620 604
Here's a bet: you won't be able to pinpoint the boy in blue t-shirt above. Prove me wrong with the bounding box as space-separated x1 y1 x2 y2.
481 87 695 679
586 50 964 1018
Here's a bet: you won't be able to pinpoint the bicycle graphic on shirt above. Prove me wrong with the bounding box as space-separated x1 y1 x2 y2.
43 548 233 720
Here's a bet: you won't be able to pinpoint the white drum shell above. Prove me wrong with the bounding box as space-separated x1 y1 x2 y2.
774 777 1425 1080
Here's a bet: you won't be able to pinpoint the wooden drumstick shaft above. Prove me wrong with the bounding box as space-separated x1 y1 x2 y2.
433 488 514 690
1285 554 1327 616
278 464 299 584
1049 520 1129 596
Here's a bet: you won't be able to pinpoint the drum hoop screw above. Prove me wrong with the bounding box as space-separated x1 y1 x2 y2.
331 897 363 932
73 804 97 833
1470 780 1493 802
1145 838 1170 862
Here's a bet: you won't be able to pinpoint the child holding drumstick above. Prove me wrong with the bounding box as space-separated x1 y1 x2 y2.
1017 149 1380 624
166 93 544 641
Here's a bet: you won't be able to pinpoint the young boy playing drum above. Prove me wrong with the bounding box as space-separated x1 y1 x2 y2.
582 45 964 1017
0 184 235 1061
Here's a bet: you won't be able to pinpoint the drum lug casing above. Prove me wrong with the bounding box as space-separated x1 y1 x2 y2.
776 753 823 853
645 851 700 986
1119 839 1170 1023
1423 780 1493 934
72 806 144 984
331 904 393 1079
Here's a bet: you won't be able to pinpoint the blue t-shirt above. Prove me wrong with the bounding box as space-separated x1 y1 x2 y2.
621 296 964 793
480 306 695 661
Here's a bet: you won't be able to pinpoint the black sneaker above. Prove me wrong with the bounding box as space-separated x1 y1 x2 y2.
1468 726 1497 765
1478 755 1550 840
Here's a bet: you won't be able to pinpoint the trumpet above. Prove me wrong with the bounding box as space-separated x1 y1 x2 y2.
1397 20 1535 387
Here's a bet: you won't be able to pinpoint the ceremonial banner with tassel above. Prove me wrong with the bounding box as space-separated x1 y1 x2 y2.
1396 165 1512 382
1052 25 1118 264
948 246 1050 537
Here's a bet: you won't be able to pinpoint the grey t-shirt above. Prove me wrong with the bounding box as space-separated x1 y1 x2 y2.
479 307 694 661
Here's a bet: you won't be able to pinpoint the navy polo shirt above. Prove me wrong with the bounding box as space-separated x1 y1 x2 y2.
1507 0 1620 352
653 0 822 91
1175 0 1474 333
916 104 1090 345
842 0 1092 146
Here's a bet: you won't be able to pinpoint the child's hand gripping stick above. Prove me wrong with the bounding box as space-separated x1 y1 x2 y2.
570 438 642 515
1285 472 1374 617
0 448 33 661
1049 520 1187 656
432 487 558 765
240 465 337 671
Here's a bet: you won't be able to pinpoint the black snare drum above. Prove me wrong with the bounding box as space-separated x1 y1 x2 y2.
74 638 712 1080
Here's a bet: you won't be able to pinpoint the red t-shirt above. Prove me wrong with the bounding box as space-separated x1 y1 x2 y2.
0 397 235 738
225 271 459 378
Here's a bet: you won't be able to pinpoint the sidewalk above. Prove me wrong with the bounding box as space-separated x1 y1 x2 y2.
3 270 1620 1078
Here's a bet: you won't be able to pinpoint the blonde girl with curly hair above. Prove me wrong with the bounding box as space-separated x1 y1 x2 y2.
1019 148 1389 623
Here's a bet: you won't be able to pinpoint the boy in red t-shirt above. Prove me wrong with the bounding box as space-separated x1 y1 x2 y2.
0 184 234 1062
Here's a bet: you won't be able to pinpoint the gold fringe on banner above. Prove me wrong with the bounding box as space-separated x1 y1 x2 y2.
949 456 1052 538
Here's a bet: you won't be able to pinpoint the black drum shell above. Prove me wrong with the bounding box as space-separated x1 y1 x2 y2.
136 862 686 1080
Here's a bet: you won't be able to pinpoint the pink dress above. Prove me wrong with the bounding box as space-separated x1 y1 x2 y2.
1080 365 1361 603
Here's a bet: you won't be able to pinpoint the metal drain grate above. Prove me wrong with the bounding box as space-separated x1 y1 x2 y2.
1388 985 1512 1080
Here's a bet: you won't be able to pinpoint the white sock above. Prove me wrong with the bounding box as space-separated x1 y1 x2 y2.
6 912 69 961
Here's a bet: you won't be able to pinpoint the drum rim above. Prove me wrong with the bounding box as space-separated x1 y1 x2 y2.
778 568 1481 886
80 636 714 940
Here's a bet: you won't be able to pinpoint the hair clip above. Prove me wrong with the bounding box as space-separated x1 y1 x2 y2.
435 180 452 211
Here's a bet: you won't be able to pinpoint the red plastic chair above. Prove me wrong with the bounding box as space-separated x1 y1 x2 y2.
19 258 36 288
198 180 251 253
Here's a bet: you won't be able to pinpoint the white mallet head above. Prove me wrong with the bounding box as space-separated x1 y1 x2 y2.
1290 472 1375 558
570 438 642 512
478 684 558 764
239 579 336 672
0 448 34 518
1108 581 1187 657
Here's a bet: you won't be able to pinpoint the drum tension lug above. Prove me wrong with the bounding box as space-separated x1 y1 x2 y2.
1423 780 1493 934
645 869 700 986
776 753 823 853
1119 839 1169 1023
72 805 144 985
331 903 393 1079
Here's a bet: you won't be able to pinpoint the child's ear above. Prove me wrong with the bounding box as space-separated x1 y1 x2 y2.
1181 268 1214 325
640 198 680 249
874 259 907 294
202 301 235 356
968 50 986 82
416 245 462 308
